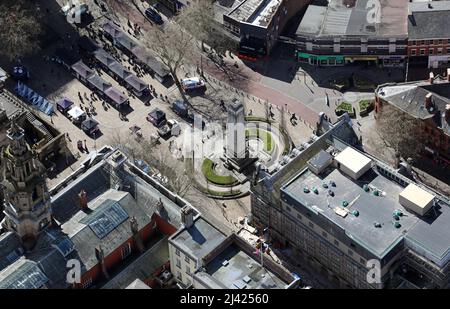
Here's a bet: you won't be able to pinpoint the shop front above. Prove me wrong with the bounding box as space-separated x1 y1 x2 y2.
428 55 450 69
297 53 344 66
379 55 406 67
344 56 379 66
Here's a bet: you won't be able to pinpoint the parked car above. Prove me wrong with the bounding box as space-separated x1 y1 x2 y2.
181 77 206 93
171 100 189 117
145 7 164 25
147 108 166 127
157 119 181 138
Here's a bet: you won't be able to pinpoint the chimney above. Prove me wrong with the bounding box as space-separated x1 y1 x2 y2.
445 104 450 122
429 72 434 84
181 205 195 228
447 68 450 82
425 93 433 109
95 246 109 279
130 216 145 253
78 190 88 210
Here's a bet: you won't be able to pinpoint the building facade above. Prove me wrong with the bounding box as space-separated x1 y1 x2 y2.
251 117 450 289
407 1 450 69
375 71 450 166
169 206 299 289
295 0 409 67
218 0 310 60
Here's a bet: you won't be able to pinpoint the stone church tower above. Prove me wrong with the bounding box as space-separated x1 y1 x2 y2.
0 120 52 250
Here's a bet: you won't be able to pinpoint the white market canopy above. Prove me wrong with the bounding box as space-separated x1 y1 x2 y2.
67 106 86 119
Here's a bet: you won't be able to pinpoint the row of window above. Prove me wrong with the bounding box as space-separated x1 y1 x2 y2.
410 39 450 46
410 47 450 56
285 204 367 265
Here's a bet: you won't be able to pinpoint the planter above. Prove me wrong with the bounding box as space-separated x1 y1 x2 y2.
201 158 238 186
335 102 356 118
358 100 374 116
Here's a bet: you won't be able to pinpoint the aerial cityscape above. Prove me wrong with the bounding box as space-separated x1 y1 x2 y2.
0 0 449 293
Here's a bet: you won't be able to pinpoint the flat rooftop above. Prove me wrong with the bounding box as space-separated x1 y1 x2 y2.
228 0 282 27
408 1 450 40
296 0 408 38
203 243 287 289
282 166 420 258
171 217 227 259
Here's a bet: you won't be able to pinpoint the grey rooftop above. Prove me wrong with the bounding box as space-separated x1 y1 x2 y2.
296 0 408 38
170 217 227 260
282 166 419 258
201 243 287 289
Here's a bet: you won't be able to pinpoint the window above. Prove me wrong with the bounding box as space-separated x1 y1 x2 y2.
177 271 182 280
185 255 190 263
429 48 434 55
175 249 180 256
438 48 443 55
121 243 131 259
82 278 93 289
360 258 366 265
420 49 425 55
186 266 191 275
411 49 416 56
297 214 302 221
410 40 416 46
334 240 339 247
176 258 181 268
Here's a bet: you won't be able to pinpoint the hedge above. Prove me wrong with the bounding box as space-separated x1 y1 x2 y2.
201 158 238 186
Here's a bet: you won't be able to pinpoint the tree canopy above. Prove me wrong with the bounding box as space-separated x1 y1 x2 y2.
0 0 42 60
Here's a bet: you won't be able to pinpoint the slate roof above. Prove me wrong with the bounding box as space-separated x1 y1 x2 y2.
408 1 450 40
377 77 450 135
61 189 153 271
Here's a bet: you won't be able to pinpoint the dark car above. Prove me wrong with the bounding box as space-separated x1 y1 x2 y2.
147 108 167 127
171 100 189 117
145 7 163 25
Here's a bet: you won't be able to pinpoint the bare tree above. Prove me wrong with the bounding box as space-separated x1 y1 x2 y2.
376 105 425 161
109 132 192 197
0 0 42 60
178 0 236 57
143 21 195 102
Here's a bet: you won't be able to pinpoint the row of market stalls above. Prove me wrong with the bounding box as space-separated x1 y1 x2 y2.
14 82 54 115
71 60 129 109
93 49 149 97
57 98 99 136
101 21 170 84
